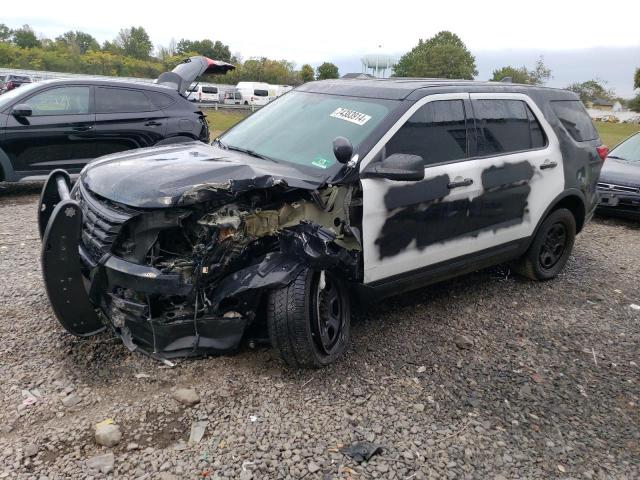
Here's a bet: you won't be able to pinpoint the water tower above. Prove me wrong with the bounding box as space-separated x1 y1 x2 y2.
361 52 396 78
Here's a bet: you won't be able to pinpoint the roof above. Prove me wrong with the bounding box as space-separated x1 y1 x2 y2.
28 77 176 93
297 77 578 101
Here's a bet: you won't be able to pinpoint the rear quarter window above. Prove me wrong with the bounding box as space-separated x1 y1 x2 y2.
146 91 175 109
550 100 598 142
474 99 547 156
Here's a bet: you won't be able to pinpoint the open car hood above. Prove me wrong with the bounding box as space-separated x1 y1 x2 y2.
156 56 235 95
81 142 324 209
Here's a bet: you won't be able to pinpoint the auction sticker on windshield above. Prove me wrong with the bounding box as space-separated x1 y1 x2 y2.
330 107 372 126
311 157 332 169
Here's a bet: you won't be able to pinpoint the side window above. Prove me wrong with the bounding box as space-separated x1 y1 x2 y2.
385 100 468 166
202 86 217 94
254 89 269 97
549 100 598 142
146 91 174 109
96 87 154 113
474 99 546 155
25 86 90 116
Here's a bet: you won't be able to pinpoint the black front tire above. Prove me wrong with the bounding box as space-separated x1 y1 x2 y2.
514 208 576 281
267 268 351 368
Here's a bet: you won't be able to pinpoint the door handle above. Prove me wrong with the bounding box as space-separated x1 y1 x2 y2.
447 178 473 189
540 161 558 170
71 125 93 132
145 121 162 127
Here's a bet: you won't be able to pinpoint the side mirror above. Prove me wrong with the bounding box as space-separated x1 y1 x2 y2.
333 136 353 164
12 104 32 117
363 153 425 181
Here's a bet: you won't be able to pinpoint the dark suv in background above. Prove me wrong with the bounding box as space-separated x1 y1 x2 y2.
0 56 234 182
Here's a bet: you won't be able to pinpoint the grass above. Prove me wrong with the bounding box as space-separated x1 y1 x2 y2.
594 121 640 148
205 109 249 139
204 108 640 151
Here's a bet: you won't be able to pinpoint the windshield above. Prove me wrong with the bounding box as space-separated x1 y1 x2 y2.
608 133 640 162
0 82 41 111
220 91 395 174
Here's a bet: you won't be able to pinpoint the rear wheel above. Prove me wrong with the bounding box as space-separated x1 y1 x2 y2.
267 268 350 368
514 208 576 281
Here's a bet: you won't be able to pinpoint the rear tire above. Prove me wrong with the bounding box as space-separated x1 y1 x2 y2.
267 268 350 368
513 208 576 281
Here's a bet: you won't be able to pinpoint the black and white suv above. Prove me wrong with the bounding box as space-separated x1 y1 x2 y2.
38 78 605 368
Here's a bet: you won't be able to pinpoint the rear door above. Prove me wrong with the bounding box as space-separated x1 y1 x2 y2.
360 92 561 284
93 86 168 157
2 85 95 173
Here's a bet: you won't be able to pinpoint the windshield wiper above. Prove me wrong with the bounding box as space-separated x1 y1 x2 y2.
606 155 628 161
223 144 279 163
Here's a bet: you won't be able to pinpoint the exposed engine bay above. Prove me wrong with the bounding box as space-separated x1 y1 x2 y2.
92 183 363 358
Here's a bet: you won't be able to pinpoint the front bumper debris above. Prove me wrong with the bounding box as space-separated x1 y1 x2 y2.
38 170 249 358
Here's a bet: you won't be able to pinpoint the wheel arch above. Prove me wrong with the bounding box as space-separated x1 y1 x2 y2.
532 189 586 242
154 135 199 146
0 147 16 182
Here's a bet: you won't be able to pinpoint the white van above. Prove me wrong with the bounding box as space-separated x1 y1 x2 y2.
185 84 220 103
235 82 272 106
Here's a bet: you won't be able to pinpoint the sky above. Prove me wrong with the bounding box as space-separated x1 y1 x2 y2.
3 0 640 96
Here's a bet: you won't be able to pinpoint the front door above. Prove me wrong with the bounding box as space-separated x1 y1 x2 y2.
360 92 563 284
3 85 95 173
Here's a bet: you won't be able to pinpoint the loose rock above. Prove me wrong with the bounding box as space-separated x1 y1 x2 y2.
171 388 200 406
86 452 115 474
95 423 122 447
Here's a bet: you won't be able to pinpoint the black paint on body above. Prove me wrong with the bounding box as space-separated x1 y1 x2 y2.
376 161 535 259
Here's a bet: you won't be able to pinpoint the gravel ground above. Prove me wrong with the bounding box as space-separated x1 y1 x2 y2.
0 183 638 480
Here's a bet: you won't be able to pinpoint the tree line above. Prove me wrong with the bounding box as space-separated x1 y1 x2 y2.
1 23 638 108
0 24 340 85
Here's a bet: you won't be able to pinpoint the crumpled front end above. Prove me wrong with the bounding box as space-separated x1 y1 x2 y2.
39 170 362 359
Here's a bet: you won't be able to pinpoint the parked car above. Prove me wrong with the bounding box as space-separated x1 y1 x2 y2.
599 114 620 123
223 90 243 105
0 74 32 94
597 132 640 219
236 81 272 106
0 56 234 182
38 79 604 368
185 83 220 103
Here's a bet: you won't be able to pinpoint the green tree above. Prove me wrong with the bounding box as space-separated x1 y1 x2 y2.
634 68 640 90
316 62 339 80
393 31 477 79
176 38 231 61
629 94 640 112
490 56 551 85
0 24 11 43
115 26 153 59
300 64 314 83
490 66 533 84
566 79 615 104
12 25 41 49
56 31 100 54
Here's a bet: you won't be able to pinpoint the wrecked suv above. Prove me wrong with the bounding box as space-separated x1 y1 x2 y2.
39 79 605 368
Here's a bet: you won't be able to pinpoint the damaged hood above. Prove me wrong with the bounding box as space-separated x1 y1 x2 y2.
81 142 325 208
